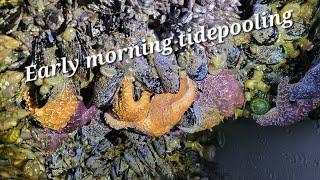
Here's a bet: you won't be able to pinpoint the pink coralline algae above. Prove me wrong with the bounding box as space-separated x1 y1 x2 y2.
256 78 320 126
179 70 244 133
196 69 244 117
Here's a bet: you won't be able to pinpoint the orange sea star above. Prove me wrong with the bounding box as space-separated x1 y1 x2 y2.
113 77 152 122
28 84 78 130
105 77 197 137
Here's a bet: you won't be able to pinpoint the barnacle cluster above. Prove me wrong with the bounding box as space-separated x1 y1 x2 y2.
0 0 319 178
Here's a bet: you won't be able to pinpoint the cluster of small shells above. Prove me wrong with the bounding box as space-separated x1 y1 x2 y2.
0 0 319 178
46 119 203 179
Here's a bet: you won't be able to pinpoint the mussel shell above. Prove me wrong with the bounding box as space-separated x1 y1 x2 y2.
254 45 284 64
252 26 279 45
0 8 22 33
92 73 123 108
134 56 164 94
154 51 180 93
285 19 309 41
186 45 208 81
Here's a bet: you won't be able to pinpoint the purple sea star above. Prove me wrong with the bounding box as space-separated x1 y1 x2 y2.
256 78 320 126
287 63 320 101
58 101 99 133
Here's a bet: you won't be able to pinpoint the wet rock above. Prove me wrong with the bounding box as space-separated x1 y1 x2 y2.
251 4 278 45
252 45 284 64
252 27 279 45
286 19 309 41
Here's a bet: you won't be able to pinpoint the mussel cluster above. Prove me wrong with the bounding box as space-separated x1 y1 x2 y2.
0 0 319 179
46 119 217 179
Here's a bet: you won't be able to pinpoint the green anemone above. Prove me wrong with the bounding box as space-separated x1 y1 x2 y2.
250 98 270 115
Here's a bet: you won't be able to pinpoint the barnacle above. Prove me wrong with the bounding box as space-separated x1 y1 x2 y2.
190 0 240 28
106 77 196 137
251 45 285 65
28 83 78 130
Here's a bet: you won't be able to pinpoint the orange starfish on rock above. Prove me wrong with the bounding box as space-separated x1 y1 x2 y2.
113 77 152 122
105 77 197 137
27 83 78 130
